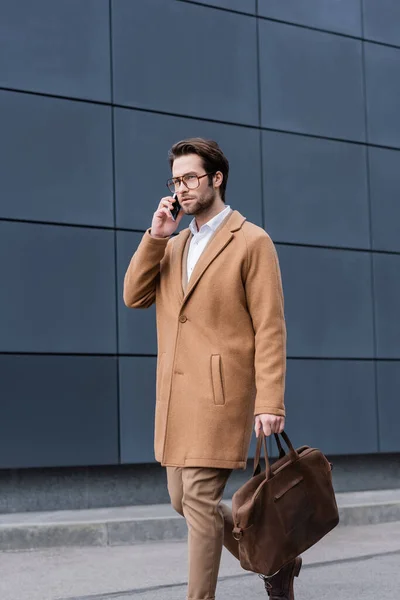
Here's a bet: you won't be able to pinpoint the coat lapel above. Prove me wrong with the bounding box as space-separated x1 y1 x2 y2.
171 229 191 302
181 232 192 295
182 210 246 306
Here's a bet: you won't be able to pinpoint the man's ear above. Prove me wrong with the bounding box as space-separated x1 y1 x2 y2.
213 171 223 189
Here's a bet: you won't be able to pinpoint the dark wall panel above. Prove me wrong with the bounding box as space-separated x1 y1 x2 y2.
262 131 370 248
114 108 263 231
373 254 400 359
0 0 399 471
119 357 157 463
112 0 258 125
283 359 378 455
0 355 119 469
369 147 400 253
364 43 400 148
259 21 365 140
117 231 157 355
363 0 400 47
377 362 400 453
0 0 111 101
0 91 113 227
278 246 374 358
187 0 256 13
0 222 117 353
258 0 362 36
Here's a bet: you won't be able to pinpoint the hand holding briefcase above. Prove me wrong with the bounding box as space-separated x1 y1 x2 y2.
231 431 339 577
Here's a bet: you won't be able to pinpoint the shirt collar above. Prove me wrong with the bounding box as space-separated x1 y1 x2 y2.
189 205 231 236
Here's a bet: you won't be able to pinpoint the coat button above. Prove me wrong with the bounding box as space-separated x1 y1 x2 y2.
179 315 187 323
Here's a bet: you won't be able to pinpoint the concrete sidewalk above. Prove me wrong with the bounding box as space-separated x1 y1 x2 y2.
1 488 400 551
1 521 400 600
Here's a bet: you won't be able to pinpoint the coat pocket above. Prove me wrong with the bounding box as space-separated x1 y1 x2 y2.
156 352 166 403
211 354 225 406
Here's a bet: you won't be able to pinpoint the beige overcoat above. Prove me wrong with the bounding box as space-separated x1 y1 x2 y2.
123 210 286 469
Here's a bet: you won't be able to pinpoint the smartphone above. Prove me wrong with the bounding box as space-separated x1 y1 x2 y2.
170 193 181 221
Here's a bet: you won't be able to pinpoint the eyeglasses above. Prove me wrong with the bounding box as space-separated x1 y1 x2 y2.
166 172 214 194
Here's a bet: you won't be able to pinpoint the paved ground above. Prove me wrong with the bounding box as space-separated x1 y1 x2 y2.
1 521 400 600
2 489 400 551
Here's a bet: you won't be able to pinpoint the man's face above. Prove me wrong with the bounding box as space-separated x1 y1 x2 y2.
171 154 216 216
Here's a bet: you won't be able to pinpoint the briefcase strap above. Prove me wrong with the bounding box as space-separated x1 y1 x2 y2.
253 434 271 478
253 431 298 479
274 434 285 459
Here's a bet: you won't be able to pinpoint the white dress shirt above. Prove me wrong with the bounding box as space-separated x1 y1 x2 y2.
187 205 231 281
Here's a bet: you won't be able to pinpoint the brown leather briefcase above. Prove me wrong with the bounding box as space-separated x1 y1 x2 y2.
231 431 339 577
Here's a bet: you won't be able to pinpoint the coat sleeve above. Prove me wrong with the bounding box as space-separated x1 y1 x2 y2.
123 230 170 308
244 232 286 417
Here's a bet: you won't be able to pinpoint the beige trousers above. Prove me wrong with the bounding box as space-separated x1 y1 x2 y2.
166 466 240 600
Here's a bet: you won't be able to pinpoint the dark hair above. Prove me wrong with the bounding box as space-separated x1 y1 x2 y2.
168 137 229 202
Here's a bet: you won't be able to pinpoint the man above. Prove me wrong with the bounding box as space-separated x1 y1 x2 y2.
123 138 301 600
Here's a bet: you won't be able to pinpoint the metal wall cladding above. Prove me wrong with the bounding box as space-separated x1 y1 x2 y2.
363 0 400 46
368 147 400 253
373 254 400 359
283 359 378 455
258 0 362 35
111 0 259 125
258 21 366 140
364 43 400 148
0 0 399 467
277 245 374 359
376 362 400 452
262 131 370 248
0 0 111 101
0 355 119 469
119 357 157 464
0 91 114 227
0 221 117 354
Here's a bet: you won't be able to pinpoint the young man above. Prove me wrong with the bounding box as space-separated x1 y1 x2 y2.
123 138 301 600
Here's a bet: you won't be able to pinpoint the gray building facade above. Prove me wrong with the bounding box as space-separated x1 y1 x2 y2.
0 1 399 507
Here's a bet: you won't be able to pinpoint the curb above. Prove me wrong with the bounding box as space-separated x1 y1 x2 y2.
1 491 400 551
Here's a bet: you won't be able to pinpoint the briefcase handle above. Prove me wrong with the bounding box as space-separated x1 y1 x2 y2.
253 431 298 479
274 433 286 459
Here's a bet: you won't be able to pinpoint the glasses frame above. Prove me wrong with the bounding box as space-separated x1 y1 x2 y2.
166 172 215 194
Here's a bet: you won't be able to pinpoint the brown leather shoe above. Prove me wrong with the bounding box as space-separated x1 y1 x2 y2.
261 557 302 600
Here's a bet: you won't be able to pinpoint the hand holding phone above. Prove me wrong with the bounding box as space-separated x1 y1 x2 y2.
150 193 183 239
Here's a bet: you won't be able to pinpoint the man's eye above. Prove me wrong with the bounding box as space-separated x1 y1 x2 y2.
185 175 197 182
